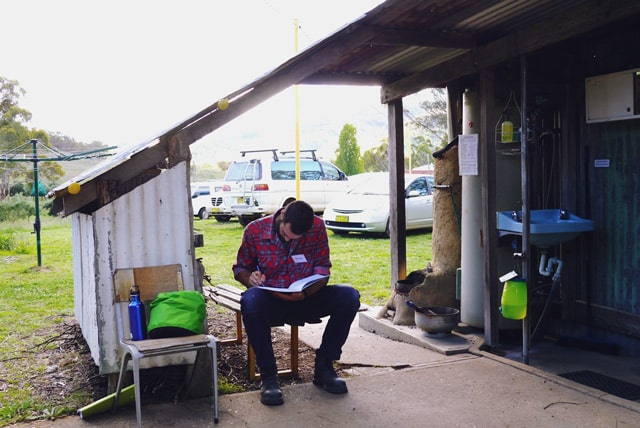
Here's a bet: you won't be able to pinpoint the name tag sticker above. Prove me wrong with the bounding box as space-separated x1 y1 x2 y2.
291 254 307 263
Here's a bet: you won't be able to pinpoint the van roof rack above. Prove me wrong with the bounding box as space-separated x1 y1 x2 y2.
240 149 279 161
280 149 317 161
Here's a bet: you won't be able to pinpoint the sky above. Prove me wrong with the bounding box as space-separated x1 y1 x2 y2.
3 0 427 165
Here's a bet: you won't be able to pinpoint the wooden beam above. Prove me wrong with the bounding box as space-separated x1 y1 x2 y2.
101 143 169 183
167 134 191 168
60 180 98 217
58 142 171 216
381 0 640 102
301 72 395 86
368 27 476 50
479 69 499 347
388 99 407 284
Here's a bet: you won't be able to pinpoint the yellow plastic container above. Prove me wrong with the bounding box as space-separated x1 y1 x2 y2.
501 119 514 143
500 278 527 320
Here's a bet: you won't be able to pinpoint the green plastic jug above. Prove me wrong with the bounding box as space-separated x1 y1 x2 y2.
500 278 527 320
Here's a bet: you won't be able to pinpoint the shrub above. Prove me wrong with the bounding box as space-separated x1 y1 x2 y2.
0 195 37 222
0 233 30 253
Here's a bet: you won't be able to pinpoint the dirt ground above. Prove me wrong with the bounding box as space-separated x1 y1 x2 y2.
0 316 108 417
25 304 317 414
206 305 317 392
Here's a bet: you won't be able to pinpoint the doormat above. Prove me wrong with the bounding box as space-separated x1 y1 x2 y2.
558 370 640 401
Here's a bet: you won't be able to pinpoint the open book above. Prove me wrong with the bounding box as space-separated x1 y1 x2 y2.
259 274 329 293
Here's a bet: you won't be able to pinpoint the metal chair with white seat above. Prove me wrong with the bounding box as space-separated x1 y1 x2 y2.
112 264 219 427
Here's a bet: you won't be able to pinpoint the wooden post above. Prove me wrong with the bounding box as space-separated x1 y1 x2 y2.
388 99 407 285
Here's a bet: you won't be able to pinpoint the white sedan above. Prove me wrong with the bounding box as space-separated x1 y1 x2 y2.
323 172 433 236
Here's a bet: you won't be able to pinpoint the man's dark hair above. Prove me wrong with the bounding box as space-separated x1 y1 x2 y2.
282 200 314 235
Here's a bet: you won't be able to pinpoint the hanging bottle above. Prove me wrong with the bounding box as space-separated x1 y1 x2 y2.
501 117 514 143
500 278 527 320
128 284 147 340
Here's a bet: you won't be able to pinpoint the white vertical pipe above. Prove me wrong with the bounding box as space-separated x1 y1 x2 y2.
460 90 485 327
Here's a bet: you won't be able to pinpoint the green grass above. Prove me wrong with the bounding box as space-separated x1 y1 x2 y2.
0 215 432 425
0 217 75 343
193 218 432 306
0 217 80 426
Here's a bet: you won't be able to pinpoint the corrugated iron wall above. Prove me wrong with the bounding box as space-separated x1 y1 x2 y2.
73 161 197 373
72 213 99 364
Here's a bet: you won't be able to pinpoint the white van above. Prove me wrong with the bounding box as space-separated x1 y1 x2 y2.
191 181 233 221
221 149 349 226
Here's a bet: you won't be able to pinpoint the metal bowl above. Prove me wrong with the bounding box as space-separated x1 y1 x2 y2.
406 301 460 334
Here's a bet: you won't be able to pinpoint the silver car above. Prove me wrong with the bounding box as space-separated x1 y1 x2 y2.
323 172 433 236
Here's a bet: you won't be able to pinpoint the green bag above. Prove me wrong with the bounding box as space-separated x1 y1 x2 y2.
147 291 206 338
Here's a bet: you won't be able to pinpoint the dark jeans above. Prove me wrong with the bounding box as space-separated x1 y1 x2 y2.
240 284 361 371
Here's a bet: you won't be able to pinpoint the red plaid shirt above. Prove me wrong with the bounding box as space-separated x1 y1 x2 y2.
232 210 331 289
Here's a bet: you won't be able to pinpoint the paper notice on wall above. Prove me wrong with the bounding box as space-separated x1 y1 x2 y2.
459 133 478 176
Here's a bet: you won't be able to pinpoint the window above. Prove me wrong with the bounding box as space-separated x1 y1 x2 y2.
321 162 342 181
407 177 429 196
226 161 262 181
271 161 296 180
271 160 322 181
191 187 210 198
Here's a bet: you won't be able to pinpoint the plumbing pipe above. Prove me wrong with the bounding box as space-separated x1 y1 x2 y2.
538 251 549 276
550 258 563 282
538 251 563 282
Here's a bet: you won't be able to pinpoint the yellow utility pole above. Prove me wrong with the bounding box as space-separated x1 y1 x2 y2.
294 18 301 199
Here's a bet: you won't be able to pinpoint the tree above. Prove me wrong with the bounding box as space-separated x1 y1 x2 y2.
217 161 231 173
1 78 35 199
1 77 26 116
190 162 225 181
334 123 364 176
0 77 59 199
362 139 389 172
404 88 448 170
360 89 448 174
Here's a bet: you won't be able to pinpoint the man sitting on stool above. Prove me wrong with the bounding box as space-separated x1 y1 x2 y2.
232 200 360 405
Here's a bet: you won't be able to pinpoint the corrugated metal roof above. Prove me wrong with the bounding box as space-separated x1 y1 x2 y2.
298 0 607 90
50 0 640 216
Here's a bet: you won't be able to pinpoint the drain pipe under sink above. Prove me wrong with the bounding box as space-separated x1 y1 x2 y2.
538 250 563 282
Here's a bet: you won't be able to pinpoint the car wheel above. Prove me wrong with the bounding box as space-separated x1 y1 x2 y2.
198 208 209 220
215 215 231 223
238 214 261 227
383 219 390 238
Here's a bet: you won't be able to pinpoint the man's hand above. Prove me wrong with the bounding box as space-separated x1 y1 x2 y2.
250 270 266 287
235 270 265 289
